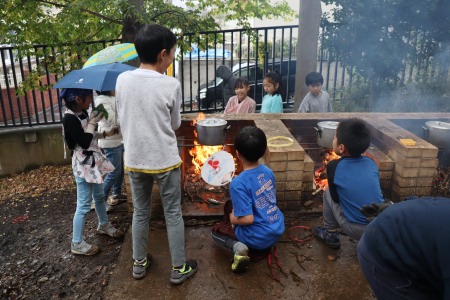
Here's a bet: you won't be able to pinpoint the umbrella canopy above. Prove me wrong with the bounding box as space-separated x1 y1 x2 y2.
53 63 136 91
83 43 138 68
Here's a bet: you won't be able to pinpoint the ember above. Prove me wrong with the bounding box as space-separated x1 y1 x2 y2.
433 167 450 197
313 149 340 194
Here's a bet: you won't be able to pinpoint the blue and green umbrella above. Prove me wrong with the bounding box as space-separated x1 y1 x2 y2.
83 43 138 69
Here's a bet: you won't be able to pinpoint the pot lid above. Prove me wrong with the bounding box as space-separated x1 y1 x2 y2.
425 121 450 130
197 118 227 127
317 121 339 129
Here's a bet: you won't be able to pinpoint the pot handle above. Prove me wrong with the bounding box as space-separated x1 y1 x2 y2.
224 125 231 134
314 127 322 138
422 126 429 137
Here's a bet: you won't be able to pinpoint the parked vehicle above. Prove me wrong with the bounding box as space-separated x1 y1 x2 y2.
197 59 297 110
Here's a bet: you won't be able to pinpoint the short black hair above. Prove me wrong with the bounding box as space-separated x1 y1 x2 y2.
305 72 324 86
234 77 249 89
234 126 267 162
134 24 177 64
336 118 371 156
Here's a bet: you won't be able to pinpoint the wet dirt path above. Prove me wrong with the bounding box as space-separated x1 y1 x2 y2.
106 218 374 300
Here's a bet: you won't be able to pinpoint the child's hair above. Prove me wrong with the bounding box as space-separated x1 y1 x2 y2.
305 72 324 86
264 70 285 99
336 118 371 156
234 77 249 89
96 90 114 96
135 24 177 64
60 88 92 111
234 126 267 162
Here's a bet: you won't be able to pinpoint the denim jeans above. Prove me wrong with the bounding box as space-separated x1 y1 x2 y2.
322 188 366 241
128 168 185 267
357 234 439 300
73 176 108 243
102 144 124 198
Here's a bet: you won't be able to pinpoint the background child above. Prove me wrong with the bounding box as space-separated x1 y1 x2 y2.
211 126 285 273
260 71 284 113
298 72 333 113
224 77 256 114
61 88 124 256
314 118 383 248
95 90 126 208
116 24 197 283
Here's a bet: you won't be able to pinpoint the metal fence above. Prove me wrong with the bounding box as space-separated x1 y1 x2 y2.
2 24 442 128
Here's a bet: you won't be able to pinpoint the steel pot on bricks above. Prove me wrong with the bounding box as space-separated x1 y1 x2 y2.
315 121 339 149
422 121 450 149
195 118 230 146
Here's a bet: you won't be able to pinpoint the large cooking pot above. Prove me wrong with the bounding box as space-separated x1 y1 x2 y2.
422 121 450 149
196 118 230 146
314 121 339 149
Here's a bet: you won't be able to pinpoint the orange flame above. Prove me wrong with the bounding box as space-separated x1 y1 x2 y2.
189 113 222 174
314 150 340 190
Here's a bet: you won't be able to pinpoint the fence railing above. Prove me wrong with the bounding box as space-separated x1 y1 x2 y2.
1 24 443 128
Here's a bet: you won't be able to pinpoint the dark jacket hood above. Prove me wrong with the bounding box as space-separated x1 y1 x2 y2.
216 65 233 81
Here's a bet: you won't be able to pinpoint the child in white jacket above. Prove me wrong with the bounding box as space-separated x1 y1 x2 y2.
95 91 126 207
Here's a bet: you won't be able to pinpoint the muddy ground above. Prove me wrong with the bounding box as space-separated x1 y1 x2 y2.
1 165 445 299
0 165 131 299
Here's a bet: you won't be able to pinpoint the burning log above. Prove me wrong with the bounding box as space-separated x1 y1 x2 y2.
313 149 340 195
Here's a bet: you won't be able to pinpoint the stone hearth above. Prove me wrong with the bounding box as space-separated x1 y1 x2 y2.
125 112 447 217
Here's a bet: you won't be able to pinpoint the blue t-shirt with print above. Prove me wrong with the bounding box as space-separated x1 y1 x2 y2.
230 164 285 250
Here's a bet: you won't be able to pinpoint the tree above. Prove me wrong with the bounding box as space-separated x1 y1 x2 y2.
294 0 322 111
1 0 294 94
322 0 450 110
1 0 294 47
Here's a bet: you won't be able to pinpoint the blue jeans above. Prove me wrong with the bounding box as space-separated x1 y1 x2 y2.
357 234 439 300
102 144 124 198
73 176 108 243
128 168 185 267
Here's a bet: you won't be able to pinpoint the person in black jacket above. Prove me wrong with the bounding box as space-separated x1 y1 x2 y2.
61 88 123 256
216 65 238 106
358 197 450 300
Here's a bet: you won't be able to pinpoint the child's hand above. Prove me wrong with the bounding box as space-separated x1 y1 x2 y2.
104 126 119 137
88 110 104 124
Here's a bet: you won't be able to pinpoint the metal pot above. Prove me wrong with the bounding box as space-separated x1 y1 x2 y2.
314 121 339 149
422 121 450 149
196 118 230 146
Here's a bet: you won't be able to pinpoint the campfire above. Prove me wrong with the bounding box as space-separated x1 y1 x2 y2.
188 113 223 174
313 149 340 194
183 113 234 205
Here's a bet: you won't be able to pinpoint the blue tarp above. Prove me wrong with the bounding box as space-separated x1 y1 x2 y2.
184 46 231 59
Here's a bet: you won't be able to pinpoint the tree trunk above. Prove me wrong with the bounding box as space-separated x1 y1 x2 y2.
294 0 322 112
121 0 144 44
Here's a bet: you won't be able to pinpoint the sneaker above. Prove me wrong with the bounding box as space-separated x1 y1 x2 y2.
97 222 124 238
231 254 251 273
170 260 198 285
71 240 100 256
314 226 341 249
113 193 127 200
91 201 113 212
133 254 153 280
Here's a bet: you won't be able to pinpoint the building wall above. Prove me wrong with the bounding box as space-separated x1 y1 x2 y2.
0 126 70 177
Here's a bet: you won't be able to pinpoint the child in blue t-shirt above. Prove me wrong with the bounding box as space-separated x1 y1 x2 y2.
260 71 284 113
314 118 384 249
211 126 285 273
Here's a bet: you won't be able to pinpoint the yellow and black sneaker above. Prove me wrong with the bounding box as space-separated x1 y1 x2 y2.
170 259 198 285
231 254 251 273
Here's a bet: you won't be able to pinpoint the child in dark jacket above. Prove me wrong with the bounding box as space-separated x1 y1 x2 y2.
61 88 123 256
